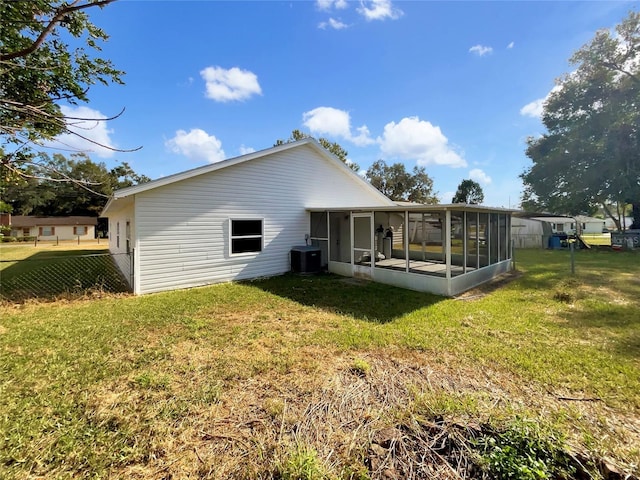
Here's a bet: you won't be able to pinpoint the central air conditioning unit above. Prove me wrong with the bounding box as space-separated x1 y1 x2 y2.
290 245 321 274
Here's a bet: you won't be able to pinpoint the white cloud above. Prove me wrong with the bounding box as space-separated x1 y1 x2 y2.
469 44 493 56
507 41 515 49
200 66 262 102
239 145 255 155
520 98 545 118
48 105 116 158
316 0 347 10
302 106 375 146
377 116 467 168
469 168 492 185
351 125 375 147
357 0 403 21
440 191 456 203
165 128 225 163
520 85 562 118
319 17 349 30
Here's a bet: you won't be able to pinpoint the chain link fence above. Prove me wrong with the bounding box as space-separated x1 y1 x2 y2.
0 252 131 302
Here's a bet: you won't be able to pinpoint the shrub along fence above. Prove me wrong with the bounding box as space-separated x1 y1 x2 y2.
0 252 131 302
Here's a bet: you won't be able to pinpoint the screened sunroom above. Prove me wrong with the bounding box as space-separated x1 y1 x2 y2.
308 205 513 296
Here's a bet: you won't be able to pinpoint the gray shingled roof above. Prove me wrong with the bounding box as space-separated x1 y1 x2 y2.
9 216 98 227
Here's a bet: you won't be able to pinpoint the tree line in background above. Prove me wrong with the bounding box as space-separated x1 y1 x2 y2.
521 10 640 230
1 152 149 217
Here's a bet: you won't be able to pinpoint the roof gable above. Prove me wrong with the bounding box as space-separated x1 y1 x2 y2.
102 138 393 215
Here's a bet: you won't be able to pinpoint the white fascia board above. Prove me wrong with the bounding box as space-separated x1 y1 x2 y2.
109 138 320 200
308 204 516 214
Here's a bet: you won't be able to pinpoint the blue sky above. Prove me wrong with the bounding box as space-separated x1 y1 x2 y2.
49 0 636 207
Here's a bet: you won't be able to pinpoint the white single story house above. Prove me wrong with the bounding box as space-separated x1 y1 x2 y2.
529 215 576 235
101 138 513 296
7 215 97 240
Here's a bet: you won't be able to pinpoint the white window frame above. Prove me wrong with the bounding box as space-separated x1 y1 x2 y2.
229 218 263 256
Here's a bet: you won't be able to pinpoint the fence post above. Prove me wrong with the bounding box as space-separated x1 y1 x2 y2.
130 249 135 292
56 236 59 246
570 241 575 274
77 235 80 245
34 236 37 247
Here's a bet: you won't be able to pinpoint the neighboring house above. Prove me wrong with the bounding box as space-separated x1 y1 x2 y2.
574 215 606 234
531 216 577 235
8 215 97 240
102 139 513 296
511 212 609 248
535 215 605 236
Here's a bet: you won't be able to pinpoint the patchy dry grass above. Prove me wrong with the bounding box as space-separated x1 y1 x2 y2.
0 248 638 479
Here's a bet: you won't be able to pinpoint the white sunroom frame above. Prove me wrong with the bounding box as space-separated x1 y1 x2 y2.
309 204 514 297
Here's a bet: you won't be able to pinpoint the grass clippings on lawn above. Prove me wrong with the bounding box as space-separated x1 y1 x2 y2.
0 247 639 479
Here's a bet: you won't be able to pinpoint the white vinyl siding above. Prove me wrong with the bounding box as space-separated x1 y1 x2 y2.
133 144 391 294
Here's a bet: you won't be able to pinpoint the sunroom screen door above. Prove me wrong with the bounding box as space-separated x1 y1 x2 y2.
352 213 373 279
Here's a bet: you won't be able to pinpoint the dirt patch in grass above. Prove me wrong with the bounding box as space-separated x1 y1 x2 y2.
85 345 639 479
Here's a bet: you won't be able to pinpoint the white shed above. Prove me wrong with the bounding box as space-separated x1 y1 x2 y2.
510 217 551 249
101 139 394 294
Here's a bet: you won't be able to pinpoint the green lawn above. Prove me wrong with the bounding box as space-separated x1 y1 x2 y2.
0 247 638 479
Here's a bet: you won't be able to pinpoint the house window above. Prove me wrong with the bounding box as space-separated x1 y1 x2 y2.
556 223 564 232
22 228 30 237
73 226 87 235
230 219 263 255
116 222 120 249
39 226 55 236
